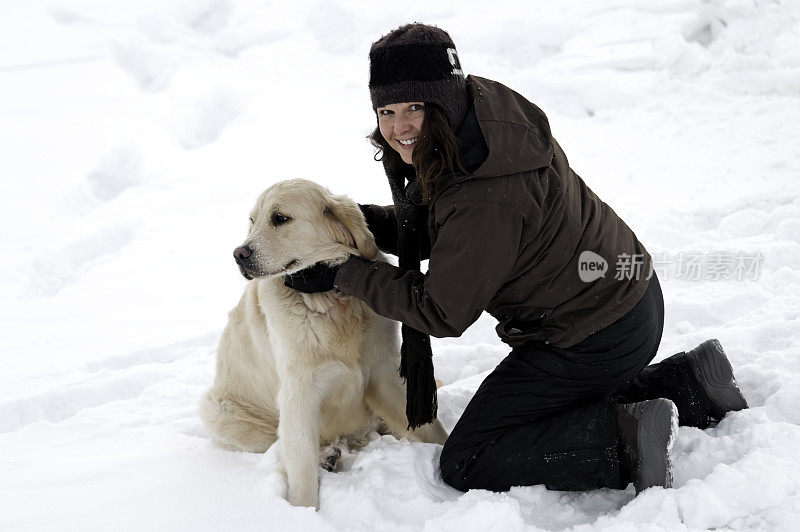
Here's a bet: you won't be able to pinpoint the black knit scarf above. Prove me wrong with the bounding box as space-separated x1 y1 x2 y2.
384 158 438 430
385 105 488 430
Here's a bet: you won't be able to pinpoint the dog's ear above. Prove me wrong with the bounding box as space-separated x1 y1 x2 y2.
324 196 379 260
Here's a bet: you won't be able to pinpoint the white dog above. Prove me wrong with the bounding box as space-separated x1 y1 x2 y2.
199 179 448 509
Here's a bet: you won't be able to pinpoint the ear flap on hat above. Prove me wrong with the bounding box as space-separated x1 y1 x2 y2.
324 196 379 261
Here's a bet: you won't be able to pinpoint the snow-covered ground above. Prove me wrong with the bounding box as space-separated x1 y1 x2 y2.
2 0 799 529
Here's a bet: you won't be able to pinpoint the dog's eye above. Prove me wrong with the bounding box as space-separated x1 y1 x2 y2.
249 217 255 225
271 213 292 226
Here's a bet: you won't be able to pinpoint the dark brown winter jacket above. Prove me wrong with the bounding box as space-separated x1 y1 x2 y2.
336 76 652 348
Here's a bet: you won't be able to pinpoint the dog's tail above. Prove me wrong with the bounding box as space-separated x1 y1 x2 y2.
199 390 279 453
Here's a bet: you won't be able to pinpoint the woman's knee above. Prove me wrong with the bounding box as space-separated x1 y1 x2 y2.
439 439 468 491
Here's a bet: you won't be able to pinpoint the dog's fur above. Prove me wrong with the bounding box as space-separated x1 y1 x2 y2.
199 179 448 509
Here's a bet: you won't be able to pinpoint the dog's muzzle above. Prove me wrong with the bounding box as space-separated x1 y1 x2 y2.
232 246 299 280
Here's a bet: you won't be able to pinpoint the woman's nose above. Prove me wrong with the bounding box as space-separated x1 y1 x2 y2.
393 116 411 135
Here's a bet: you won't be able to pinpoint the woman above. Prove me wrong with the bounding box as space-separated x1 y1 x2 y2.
284 23 748 494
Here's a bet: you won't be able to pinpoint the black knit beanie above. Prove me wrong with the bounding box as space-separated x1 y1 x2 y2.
369 23 469 130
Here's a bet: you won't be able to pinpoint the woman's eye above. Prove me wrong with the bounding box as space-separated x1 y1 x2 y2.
410 104 424 111
271 213 292 226
378 109 392 116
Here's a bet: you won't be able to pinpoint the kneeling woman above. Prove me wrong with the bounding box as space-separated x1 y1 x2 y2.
284 23 748 494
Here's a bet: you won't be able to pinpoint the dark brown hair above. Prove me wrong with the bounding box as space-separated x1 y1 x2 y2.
369 103 466 202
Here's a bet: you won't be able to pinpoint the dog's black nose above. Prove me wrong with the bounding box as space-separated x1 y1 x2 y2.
233 245 253 264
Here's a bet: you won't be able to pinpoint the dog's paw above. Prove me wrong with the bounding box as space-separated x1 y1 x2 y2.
287 490 319 510
319 445 342 472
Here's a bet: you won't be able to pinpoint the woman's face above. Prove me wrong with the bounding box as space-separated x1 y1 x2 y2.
376 102 425 165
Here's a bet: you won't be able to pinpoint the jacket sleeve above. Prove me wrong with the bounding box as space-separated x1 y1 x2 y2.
336 201 523 338
361 203 431 259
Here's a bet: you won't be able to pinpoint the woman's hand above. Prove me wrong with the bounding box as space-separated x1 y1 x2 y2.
284 262 341 293
358 203 399 255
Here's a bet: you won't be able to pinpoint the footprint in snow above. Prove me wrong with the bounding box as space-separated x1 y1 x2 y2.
174 89 245 149
183 0 233 35
29 222 137 297
87 145 146 201
111 38 178 93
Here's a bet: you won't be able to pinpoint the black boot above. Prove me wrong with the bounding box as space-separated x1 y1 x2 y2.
619 339 748 429
617 399 678 494
685 339 749 422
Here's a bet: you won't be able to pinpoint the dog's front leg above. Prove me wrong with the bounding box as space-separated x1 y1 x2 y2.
277 370 322 509
366 362 449 445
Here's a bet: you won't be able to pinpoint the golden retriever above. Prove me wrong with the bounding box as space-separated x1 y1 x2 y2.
199 179 448 509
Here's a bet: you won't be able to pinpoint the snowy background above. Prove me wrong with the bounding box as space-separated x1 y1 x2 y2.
2 0 799 530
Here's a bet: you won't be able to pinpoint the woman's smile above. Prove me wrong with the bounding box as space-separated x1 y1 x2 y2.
395 136 419 154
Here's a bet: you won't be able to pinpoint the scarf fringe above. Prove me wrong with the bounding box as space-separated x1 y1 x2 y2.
400 336 438 430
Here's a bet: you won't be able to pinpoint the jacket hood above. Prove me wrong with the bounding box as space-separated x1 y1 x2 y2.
462 76 555 180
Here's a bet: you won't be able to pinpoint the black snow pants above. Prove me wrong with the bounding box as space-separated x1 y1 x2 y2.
440 274 701 492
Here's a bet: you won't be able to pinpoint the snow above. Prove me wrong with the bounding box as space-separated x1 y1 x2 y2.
1 0 799 530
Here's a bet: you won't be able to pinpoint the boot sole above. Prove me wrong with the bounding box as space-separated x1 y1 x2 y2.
624 398 678 493
686 339 748 420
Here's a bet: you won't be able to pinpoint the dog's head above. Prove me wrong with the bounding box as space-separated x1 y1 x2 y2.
233 179 378 280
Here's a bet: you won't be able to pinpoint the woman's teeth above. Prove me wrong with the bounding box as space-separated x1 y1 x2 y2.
398 138 418 146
